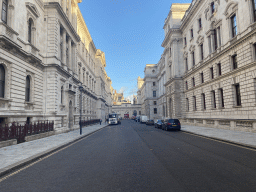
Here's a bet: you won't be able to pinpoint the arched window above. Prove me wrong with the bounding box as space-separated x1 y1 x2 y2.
61 86 63 104
1 0 8 24
25 76 30 102
0 65 5 98
28 18 33 44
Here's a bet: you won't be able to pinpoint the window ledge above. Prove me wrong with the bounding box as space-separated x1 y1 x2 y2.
0 97 12 102
211 108 217 110
233 105 242 108
219 107 225 109
197 27 203 34
24 101 34 105
59 104 66 107
190 37 194 42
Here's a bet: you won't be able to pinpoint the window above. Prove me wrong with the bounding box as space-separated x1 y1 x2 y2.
198 18 202 29
185 58 188 71
191 29 194 38
154 101 157 105
210 67 214 79
200 44 204 60
231 15 237 38
217 63 221 76
169 47 172 56
25 76 31 102
212 90 216 108
61 86 64 104
253 0 256 22
192 52 195 66
184 37 187 46
186 98 189 111
154 108 157 114
211 2 215 14
202 93 206 110
193 96 197 111
219 88 224 108
153 91 156 97
217 26 221 46
232 54 237 70
234 84 241 106
28 18 33 44
1 0 8 24
153 82 155 86
254 44 256 61
192 77 195 87
0 65 5 98
185 81 188 90
208 36 212 54
213 29 217 51
200 72 204 83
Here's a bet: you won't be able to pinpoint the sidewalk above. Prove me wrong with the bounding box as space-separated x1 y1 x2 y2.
181 125 256 148
0 123 108 177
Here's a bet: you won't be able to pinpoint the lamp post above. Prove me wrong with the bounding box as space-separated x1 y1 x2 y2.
79 86 83 135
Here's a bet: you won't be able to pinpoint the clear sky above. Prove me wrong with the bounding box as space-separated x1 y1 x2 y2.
78 0 190 100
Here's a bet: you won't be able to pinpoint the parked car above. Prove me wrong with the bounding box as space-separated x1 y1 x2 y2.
135 116 140 122
162 119 181 131
146 119 154 125
155 120 164 129
140 116 148 123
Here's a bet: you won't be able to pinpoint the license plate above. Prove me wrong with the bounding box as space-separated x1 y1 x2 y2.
173 125 177 126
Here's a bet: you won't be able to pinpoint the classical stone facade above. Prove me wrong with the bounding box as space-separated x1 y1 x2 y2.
0 0 113 133
138 1 256 132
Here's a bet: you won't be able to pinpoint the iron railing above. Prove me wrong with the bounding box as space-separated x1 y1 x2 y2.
79 119 100 127
0 121 54 143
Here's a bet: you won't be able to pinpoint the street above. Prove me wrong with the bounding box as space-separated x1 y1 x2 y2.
0 120 256 192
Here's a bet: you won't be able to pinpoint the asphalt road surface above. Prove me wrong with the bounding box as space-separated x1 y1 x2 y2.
0 120 256 192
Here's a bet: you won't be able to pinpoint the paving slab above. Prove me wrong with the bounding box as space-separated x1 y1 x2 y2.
0 123 108 176
182 125 256 148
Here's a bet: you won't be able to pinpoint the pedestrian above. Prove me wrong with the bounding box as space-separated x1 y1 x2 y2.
100 119 102 125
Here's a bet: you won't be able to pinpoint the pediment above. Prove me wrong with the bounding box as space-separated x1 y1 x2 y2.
196 35 204 44
26 3 40 18
224 1 238 17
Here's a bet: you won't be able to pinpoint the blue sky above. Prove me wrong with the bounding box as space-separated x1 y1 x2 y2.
79 0 190 99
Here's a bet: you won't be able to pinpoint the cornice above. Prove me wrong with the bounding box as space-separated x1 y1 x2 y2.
162 28 181 47
45 2 80 42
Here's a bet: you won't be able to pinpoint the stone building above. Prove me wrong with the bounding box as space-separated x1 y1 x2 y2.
0 0 113 133
138 0 256 132
112 103 141 119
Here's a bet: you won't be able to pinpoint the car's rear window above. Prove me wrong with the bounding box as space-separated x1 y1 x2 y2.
168 119 180 123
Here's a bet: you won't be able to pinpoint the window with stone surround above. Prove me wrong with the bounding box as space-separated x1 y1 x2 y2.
153 82 155 86
253 43 256 61
1 0 8 24
185 58 188 71
198 18 202 29
185 81 188 90
186 98 189 111
213 29 217 51
253 0 256 22
190 28 194 39
211 90 216 109
192 52 195 66
25 76 31 102
208 36 212 54
0 64 5 98
200 44 204 61
211 2 215 14
200 72 204 83
154 101 157 105
217 63 222 76
61 86 64 104
154 108 157 114
192 77 195 87
219 88 224 108
193 96 197 111
210 67 214 79
153 91 156 97
232 54 238 70
28 18 33 44
201 93 206 110
184 37 187 46
231 15 237 38
234 84 241 106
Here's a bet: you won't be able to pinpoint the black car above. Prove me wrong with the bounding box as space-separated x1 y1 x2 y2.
162 119 181 131
146 119 154 125
155 120 164 129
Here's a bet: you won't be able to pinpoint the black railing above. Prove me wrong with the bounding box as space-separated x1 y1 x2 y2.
79 119 100 127
0 121 54 143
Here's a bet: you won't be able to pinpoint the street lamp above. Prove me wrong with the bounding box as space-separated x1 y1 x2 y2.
79 86 83 135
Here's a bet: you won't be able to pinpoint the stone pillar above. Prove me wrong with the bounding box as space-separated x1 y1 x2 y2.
68 37 72 70
62 30 66 66
211 31 215 53
63 0 67 14
68 0 72 21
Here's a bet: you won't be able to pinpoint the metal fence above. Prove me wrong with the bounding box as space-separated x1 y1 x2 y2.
79 119 100 127
0 121 54 143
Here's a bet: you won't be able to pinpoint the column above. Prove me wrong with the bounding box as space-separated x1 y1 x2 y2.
62 30 66 66
211 31 215 53
68 37 72 70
